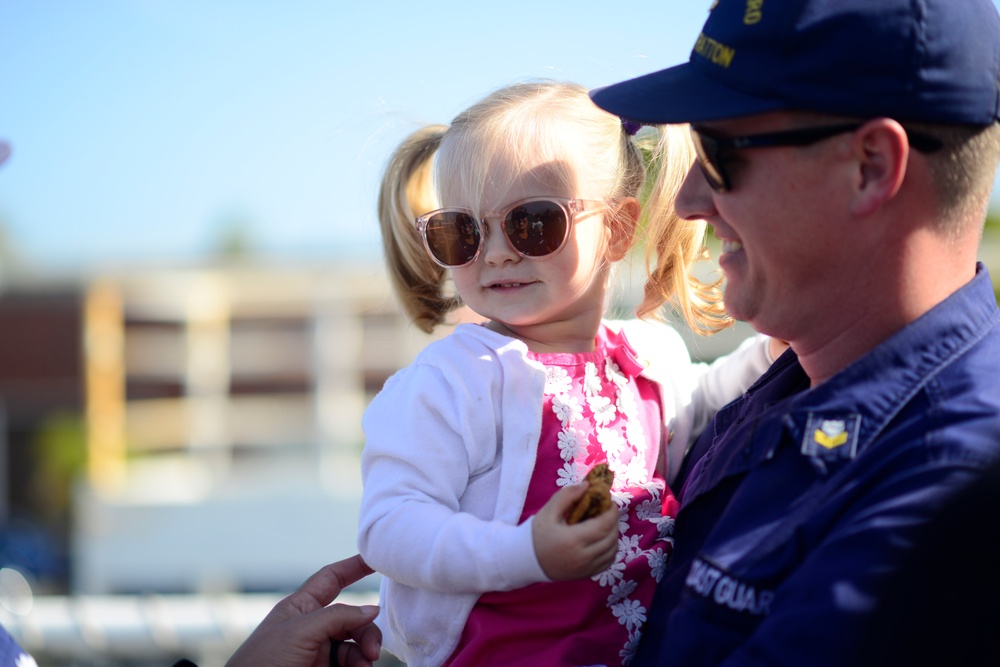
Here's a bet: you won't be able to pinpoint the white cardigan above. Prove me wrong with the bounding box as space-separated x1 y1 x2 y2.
357 321 771 667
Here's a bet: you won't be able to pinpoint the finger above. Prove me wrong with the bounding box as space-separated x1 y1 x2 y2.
585 522 619 569
596 504 620 531
548 482 590 516
599 512 621 551
348 617 383 662
296 555 376 607
572 503 618 540
581 508 620 558
320 639 336 667
281 602 378 653
320 603 380 639
337 639 379 667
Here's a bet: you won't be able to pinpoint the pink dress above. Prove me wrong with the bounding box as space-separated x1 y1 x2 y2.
443 325 680 667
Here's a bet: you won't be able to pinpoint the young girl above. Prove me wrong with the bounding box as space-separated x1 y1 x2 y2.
358 81 775 667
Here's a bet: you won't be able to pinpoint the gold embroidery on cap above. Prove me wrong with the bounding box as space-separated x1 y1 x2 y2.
744 0 763 25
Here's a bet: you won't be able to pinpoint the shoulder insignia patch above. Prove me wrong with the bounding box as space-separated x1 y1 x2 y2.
801 413 860 461
814 420 848 449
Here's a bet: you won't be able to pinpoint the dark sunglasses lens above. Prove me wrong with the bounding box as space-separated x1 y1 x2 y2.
692 132 727 192
425 212 480 266
503 200 569 257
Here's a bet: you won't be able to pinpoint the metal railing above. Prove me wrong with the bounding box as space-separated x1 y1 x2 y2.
1 589 381 665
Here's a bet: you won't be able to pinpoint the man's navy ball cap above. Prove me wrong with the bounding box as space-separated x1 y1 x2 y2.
591 0 1000 126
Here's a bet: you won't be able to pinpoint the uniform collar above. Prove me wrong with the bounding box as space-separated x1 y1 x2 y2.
785 263 999 462
682 264 999 501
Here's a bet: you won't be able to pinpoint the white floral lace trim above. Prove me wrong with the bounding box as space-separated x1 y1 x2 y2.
544 358 668 666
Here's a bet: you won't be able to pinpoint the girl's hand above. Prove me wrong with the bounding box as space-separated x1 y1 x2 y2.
531 483 619 580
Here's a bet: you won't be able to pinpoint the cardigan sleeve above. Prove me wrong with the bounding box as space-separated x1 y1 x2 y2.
615 320 773 484
357 354 547 595
667 332 772 482
686 333 772 433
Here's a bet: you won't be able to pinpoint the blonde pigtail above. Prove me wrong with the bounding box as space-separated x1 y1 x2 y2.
377 125 462 333
637 124 732 334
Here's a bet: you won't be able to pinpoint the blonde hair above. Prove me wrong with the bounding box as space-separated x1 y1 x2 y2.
377 80 727 333
638 125 730 333
377 125 458 332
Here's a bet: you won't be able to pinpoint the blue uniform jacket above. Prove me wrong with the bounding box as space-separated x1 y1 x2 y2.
634 264 1000 666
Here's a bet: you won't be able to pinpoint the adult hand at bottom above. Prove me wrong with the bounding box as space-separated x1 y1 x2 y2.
224 555 382 667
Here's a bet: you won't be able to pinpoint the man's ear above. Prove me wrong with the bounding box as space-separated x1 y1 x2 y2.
849 119 909 217
607 197 641 261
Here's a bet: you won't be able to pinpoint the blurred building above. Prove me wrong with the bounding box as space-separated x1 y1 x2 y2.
0 259 456 593
72 260 445 596
0 258 445 665
0 278 83 589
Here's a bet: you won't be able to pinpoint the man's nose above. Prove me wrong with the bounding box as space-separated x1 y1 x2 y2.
674 164 717 222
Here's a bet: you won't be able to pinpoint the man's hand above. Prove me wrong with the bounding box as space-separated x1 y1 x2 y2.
225 555 382 667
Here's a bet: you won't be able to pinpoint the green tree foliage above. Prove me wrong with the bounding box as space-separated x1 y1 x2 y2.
987 207 1000 302
32 412 87 521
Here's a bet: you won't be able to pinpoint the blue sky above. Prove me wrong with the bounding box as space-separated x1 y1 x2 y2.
1 1 999 271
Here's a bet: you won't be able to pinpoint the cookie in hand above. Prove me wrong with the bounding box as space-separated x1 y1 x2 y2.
566 463 614 524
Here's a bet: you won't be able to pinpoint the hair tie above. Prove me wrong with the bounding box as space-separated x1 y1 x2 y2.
621 118 642 136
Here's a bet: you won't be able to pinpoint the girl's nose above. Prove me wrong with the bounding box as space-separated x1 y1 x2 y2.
481 218 520 266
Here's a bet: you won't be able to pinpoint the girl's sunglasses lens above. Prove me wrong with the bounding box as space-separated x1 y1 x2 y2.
503 201 568 257
426 212 480 266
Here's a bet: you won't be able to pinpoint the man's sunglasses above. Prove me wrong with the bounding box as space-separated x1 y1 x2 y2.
415 197 606 268
691 123 944 193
